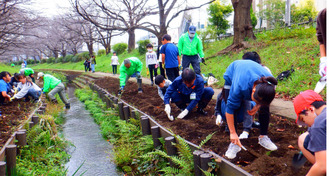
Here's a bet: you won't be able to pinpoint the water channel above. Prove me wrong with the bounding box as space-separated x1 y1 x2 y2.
63 87 120 176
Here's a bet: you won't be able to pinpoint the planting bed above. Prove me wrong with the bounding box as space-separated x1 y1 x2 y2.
0 101 33 149
93 76 312 176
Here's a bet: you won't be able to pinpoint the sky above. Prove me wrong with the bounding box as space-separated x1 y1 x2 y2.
27 0 210 50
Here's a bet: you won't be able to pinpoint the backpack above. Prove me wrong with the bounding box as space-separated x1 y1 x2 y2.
277 66 294 81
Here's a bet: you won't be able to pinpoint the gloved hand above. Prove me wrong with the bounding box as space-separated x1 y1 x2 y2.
164 104 171 116
136 71 141 77
177 109 189 119
179 65 182 71
201 58 206 65
120 86 124 90
319 57 326 77
146 69 149 76
14 88 18 94
216 114 223 126
10 97 15 101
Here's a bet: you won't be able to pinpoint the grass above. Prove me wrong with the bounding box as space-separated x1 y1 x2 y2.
0 63 21 74
31 25 324 97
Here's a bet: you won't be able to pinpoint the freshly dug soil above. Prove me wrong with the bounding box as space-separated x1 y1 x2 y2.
0 101 33 149
94 76 311 176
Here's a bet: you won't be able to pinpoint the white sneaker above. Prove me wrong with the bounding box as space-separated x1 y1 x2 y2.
225 143 241 159
239 131 249 139
258 135 278 151
168 115 174 121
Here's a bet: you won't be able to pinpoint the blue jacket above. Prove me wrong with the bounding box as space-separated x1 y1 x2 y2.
164 74 204 111
224 60 272 115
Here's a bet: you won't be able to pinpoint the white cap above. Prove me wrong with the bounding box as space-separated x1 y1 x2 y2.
37 72 44 79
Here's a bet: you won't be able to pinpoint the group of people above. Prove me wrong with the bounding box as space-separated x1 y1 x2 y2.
117 9 326 175
0 68 70 109
84 55 97 73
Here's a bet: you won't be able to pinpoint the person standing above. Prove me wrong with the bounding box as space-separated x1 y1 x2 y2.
118 57 143 94
217 60 278 159
146 44 158 86
111 52 119 75
37 72 70 109
90 55 96 73
160 34 180 82
157 44 166 79
84 58 90 72
293 90 326 176
163 68 214 121
178 25 205 75
316 9 326 84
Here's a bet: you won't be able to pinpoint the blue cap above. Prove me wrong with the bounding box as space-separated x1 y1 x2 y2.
188 26 196 34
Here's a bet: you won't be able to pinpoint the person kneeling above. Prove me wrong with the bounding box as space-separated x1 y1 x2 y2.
10 74 41 103
163 68 214 121
293 90 326 176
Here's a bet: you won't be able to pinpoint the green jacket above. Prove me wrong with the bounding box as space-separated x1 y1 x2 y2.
178 32 204 58
119 57 143 87
90 57 96 64
23 68 34 76
43 74 61 93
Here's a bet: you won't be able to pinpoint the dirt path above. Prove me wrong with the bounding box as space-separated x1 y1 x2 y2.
93 76 311 176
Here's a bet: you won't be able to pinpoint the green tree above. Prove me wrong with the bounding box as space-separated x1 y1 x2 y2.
258 0 286 27
291 0 317 24
207 0 233 37
250 7 257 28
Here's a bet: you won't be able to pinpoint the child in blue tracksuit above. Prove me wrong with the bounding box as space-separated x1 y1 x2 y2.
216 60 278 159
163 68 214 121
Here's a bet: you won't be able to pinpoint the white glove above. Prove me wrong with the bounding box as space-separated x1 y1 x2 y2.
165 104 171 116
319 57 326 77
177 109 189 119
216 114 223 126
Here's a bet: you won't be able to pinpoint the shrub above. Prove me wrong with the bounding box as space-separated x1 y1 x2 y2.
81 52 91 60
137 39 150 55
97 49 106 56
63 55 74 62
41 59 47 64
55 57 63 63
113 43 128 55
46 57 54 64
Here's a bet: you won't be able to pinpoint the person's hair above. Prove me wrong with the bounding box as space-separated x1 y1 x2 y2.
248 76 277 115
0 71 11 80
146 43 153 48
91 55 95 58
13 73 20 80
17 74 26 80
124 59 131 65
242 51 261 64
181 68 196 83
299 101 326 116
113 51 116 54
155 75 164 85
162 34 171 41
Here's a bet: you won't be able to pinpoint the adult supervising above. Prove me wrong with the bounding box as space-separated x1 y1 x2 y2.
178 25 205 75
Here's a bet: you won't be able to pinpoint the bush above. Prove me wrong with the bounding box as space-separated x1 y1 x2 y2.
46 57 54 64
113 43 128 55
97 49 106 56
63 55 74 62
81 52 91 59
40 59 47 64
55 57 63 63
137 39 150 55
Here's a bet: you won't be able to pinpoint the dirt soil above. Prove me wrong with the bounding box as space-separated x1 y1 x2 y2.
0 101 33 149
93 76 311 176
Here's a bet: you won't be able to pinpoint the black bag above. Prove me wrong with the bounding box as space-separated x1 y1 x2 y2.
277 66 294 81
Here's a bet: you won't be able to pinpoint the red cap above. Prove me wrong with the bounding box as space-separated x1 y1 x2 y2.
293 90 323 125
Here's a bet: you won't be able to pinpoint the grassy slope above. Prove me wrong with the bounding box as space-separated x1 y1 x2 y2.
31 26 323 97
0 64 21 74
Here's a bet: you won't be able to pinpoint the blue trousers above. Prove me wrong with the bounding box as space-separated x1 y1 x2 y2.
25 88 41 101
91 64 95 72
182 55 201 75
171 87 214 110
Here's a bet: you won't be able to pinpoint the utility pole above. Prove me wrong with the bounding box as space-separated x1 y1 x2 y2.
285 0 291 26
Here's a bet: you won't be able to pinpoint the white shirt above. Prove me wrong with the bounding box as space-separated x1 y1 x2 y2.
14 82 41 99
145 51 158 67
111 56 119 65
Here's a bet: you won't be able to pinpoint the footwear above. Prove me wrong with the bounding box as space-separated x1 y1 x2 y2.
216 114 223 126
259 135 278 151
239 131 249 139
225 143 241 159
197 108 207 115
65 103 70 109
252 121 261 129
138 88 143 93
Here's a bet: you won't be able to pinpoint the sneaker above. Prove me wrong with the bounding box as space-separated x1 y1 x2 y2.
216 114 223 126
239 131 249 139
168 115 174 121
197 108 207 115
258 135 278 151
138 88 143 93
225 143 241 159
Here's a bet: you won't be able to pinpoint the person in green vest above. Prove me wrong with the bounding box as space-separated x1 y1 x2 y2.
37 72 70 109
11 63 15 67
20 68 35 83
178 25 205 75
118 57 143 95
90 55 96 73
